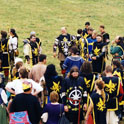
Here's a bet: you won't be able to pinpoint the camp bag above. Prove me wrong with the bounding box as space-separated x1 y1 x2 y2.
58 104 70 124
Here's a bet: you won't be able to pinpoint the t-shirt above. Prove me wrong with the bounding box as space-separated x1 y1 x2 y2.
42 103 64 124
10 93 42 124
28 63 46 83
6 79 43 95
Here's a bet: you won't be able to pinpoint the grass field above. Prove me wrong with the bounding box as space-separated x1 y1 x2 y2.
0 0 124 72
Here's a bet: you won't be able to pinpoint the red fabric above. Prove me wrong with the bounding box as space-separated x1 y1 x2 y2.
4 69 9 77
61 69 66 74
119 83 124 102
67 98 81 124
86 113 94 124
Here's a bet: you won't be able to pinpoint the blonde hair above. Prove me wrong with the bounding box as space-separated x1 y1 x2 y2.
95 79 105 103
50 91 59 103
105 65 113 73
92 30 97 35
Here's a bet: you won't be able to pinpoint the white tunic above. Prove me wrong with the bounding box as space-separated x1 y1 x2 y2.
6 79 43 95
9 36 18 50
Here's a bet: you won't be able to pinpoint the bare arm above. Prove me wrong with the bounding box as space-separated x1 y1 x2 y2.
85 101 93 121
5 87 15 94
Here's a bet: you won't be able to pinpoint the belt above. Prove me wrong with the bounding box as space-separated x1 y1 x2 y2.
3 52 8 54
67 98 81 124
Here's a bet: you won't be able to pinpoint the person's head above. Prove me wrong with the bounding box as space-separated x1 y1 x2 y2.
19 66 28 79
1 30 7 39
77 29 82 35
85 22 90 29
114 36 119 44
92 30 97 39
50 91 59 103
95 79 105 102
80 61 92 74
30 35 36 42
99 25 105 32
114 36 124 45
96 34 102 42
112 60 123 70
10 29 18 38
95 79 105 91
70 46 78 55
101 71 106 77
61 27 67 34
22 81 32 93
69 66 79 78
15 58 23 70
105 65 113 74
15 62 23 70
30 31 36 37
87 27 93 35
44 64 57 77
38 54 47 64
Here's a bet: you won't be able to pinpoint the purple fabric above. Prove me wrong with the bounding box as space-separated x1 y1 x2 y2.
42 103 64 124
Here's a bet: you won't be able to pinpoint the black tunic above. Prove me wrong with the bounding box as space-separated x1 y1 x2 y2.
10 93 42 124
45 75 63 103
0 38 9 69
91 92 109 124
30 41 38 65
91 42 107 74
102 76 120 110
61 76 87 123
53 33 74 57
101 32 110 43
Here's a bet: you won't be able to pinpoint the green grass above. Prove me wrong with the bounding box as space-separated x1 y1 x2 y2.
0 0 124 72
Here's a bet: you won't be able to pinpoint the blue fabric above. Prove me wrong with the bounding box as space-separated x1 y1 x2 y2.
47 96 51 104
121 60 124 67
63 56 84 75
87 38 97 61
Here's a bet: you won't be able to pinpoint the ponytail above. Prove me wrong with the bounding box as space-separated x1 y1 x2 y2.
10 29 18 39
101 89 105 103
12 67 18 77
14 33 18 39
95 79 106 103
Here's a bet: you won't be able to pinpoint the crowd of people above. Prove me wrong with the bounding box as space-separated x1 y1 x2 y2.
0 21 124 124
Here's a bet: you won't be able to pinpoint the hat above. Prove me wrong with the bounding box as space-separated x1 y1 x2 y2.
30 31 36 36
22 81 32 91
15 58 23 65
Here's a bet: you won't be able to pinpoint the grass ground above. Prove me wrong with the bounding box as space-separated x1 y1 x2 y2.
0 0 124 123
0 0 124 72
